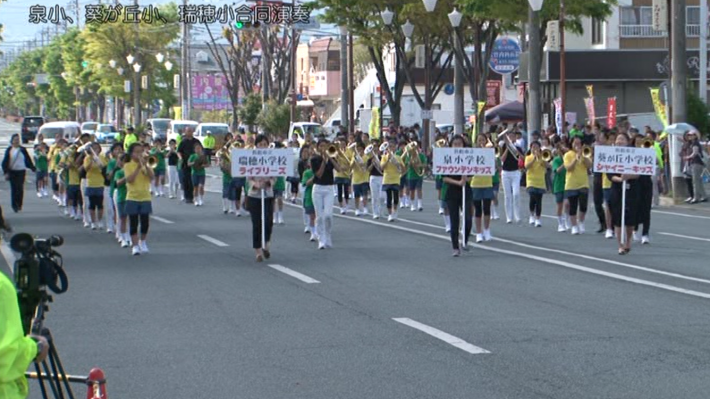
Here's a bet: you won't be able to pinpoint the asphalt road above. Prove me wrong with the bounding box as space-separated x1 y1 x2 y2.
2 118 710 398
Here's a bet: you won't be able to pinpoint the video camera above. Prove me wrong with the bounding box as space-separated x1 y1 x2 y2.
10 233 68 335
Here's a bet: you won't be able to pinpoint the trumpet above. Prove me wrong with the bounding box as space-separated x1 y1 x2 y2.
582 145 593 159
502 130 521 159
541 149 553 162
146 155 159 169
435 138 447 148
637 137 655 148
326 144 339 158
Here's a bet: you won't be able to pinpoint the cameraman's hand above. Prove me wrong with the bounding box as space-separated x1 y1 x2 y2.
30 335 49 362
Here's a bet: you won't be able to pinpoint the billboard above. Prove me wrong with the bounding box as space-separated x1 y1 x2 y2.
191 73 232 111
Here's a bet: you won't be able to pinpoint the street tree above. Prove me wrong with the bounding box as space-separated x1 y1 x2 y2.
238 92 262 133
257 100 291 138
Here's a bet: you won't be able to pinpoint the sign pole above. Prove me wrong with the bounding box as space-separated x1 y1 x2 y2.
620 181 627 246
461 178 467 248
261 188 266 250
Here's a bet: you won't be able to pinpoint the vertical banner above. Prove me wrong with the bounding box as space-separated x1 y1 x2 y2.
173 106 182 120
652 0 668 32
370 106 380 139
584 97 596 126
649 87 669 128
471 101 486 144
585 85 594 98
554 97 562 135
607 97 617 128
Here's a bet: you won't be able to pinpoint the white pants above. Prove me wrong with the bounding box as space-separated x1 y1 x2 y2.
168 165 179 195
501 170 521 222
104 186 115 230
312 184 334 244
80 179 89 223
369 176 383 216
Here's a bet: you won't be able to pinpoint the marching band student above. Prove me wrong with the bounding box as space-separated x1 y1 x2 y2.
62 147 83 221
491 155 501 220
166 139 180 199
247 135 276 261
592 132 609 233
350 142 370 216
187 142 207 207
608 133 639 255
77 134 94 228
396 141 409 209
83 142 106 230
48 138 62 203
381 139 405 222
443 135 472 257
633 135 654 244
524 141 549 227
551 140 569 232
367 139 384 219
112 154 130 247
301 157 317 242
287 139 301 203
150 139 167 197
405 140 426 211
334 138 352 214
105 143 124 235
499 128 524 224
311 138 345 249
125 143 155 256
220 149 234 214
603 172 614 238
438 174 451 232
272 142 287 224
564 136 592 235
298 144 312 230
34 143 49 198
472 134 494 243
54 140 68 208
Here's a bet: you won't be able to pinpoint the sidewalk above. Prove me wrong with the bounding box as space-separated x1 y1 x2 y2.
659 182 710 212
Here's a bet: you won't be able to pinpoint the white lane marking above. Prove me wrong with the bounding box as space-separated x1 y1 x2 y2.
393 318 490 355
658 232 710 243
267 264 320 284
150 216 174 224
394 217 710 286
0 242 17 276
652 210 710 220
197 234 229 247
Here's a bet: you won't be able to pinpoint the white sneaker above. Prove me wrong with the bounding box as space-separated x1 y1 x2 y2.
318 242 326 250
354 210 361 217
83 222 90 228
132 245 140 256
529 216 535 225
309 233 317 242
605 229 614 239
571 226 580 235
558 223 566 232
578 223 585 234
304 226 310 234
410 204 416 212
506 219 512 224
91 223 97 230
483 230 493 241
633 232 640 242
373 214 379 220
340 207 346 215
514 218 521 224
534 219 542 228
641 235 650 245
387 215 394 222
445 225 451 233
37 192 42 198
277 215 284 225
121 239 130 248
139 241 149 253
476 234 484 243
236 209 243 217
195 201 199 207
438 207 444 215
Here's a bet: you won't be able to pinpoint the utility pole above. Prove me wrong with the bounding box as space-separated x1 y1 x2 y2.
181 0 188 120
289 0 297 126
700 0 707 103
75 0 81 30
348 33 355 133
670 0 689 202
339 26 349 132
559 0 566 135
453 43 464 136
527 3 542 141
132 0 140 126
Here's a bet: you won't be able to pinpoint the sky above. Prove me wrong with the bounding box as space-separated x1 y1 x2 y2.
0 0 333 54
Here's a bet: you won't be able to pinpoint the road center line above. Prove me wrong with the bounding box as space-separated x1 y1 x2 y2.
392 318 490 355
197 234 229 247
151 216 175 224
267 264 320 284
652 210 710 220
393 217 710 285
658 232 710 243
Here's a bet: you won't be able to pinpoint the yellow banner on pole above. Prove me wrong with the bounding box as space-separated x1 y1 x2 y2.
586 85 594 98
471 101 486 144
649 87 668 129
173 106 182 121
369 107 380 139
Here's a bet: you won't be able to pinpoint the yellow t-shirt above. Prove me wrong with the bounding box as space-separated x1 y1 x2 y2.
68 165 80 186
48 145 60 171
381 153 403 185
602 173 612 189
525 154 546 190
351 153 370 185
563 150 590 190
124 161 152 202
83 156 104 188
470 175 493 188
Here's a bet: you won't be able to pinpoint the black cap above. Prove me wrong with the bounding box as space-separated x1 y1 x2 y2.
127 126 135 132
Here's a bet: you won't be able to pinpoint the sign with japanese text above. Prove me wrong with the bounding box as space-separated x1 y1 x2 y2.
488 37 521 75
607 97 617 128
231 149 295 177
593 146 657 176
432 148 495 176
652 0 668 32
486 81 502 108
191 74 232 111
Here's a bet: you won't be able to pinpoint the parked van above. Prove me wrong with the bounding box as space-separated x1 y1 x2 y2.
166 120 199 143
34 121 81 145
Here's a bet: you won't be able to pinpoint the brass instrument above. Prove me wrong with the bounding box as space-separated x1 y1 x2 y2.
146 155 159 169
379 142 390 153
326 144 339 158
494 147 501 158
405 141 419 156
268 142 276 149
501 130 521 159
347 142 357 151
364 144 381 168
637 137 654 148
435 138 447 148
581 145 593 159
231 141 244 149
541 149 553 162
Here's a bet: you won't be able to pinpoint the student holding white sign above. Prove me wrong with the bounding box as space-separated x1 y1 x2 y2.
605 133 640 255
246 135 276 262
442 135 473 257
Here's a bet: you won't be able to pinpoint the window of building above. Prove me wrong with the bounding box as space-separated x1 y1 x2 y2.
687 6 700 25
591 17 603 44
620 6 652 25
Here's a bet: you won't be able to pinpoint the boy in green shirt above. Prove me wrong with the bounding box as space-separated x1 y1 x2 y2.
404 148 427 211
301 163 316 242
274 176 286 224
34 143 49 197
113 154 130 247
149 139 167 197
491 157 501 220
187 142 207 206
551 144 569 232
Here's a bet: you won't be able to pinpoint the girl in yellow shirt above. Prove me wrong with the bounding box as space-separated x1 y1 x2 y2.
563 136 592 235
125 143 155 256
82 142 106 230
524 141 550 227
471 134 494 243
380 140 405 222
350 142 370 216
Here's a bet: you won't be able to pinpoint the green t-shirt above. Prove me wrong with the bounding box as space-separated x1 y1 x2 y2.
301 169 314 208
551 155 566 194
34 153 48 172
150 148 167 171
188 154 206 176
274 176 286 191
569 129 583 139
405 153 427 180
107 159 117 193
113 169 127 203
492 158 501 185
222 170 232 186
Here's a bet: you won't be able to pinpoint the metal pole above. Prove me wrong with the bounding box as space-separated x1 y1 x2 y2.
670 0 689 203
700 0 707 103
559 0 566 135
423 37 431 149
290 0 297 125
340 26 349 131
348 33 355 133
453 30 464 137
527 5 542 142
181 0 188 120
132 0 140 127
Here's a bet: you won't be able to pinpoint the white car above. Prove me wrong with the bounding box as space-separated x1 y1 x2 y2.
95 124 118 143
195 123 230 147
288 122 323 145
34 121 81 146
167 120 199 143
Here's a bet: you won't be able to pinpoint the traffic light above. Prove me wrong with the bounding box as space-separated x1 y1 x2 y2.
234 21 261 30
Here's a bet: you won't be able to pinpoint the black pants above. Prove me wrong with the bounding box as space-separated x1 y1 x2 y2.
88 194 104 211
385 187 399 209
592 174 606 227
182 165 194 202
337 182 350 204
528 193 543 217
567 190 589 217
685 176 694 198
8 170 26 212
473 198 492 217
446 190 472 250
635 176 653 236
248 196 274 249
129 214 150 236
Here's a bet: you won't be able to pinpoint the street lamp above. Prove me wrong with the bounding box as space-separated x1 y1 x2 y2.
381 8 394 26
448 8 462 28
133 64 141 73
164 60 173 71
402 20 414 38
422 0 437 13
109 59 116 69
126 54 134 65
448 8 464 136
117 67 124 76
529 0 543 11
60 72 68 79
156 53 164 63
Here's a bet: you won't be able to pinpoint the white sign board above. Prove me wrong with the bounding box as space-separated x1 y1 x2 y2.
421 109 433 119
231 149 295 177
432 148 496 176
652 0 668 32
592 145 657 176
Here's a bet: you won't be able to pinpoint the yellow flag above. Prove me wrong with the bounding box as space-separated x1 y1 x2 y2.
471 101 486 144
586 85 594 98
173 106 182 121
649 87 668 128
369 107 380 139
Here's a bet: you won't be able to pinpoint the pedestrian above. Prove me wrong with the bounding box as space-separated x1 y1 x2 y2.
301 156 317 242
2 134 37 212
203 130 216 165
33 142 49 198
683 130 707 203
247 134 275 262
498 128 524 224
472 134 494 243
177 127 198 204
166 139 180 199
149 139 167 197
381 138 404 222
112 154 131 248
524 141 549 227
122 126 138 153
311 138 346 249
124 142 155 256
591 132 609 233
551 139 570 232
